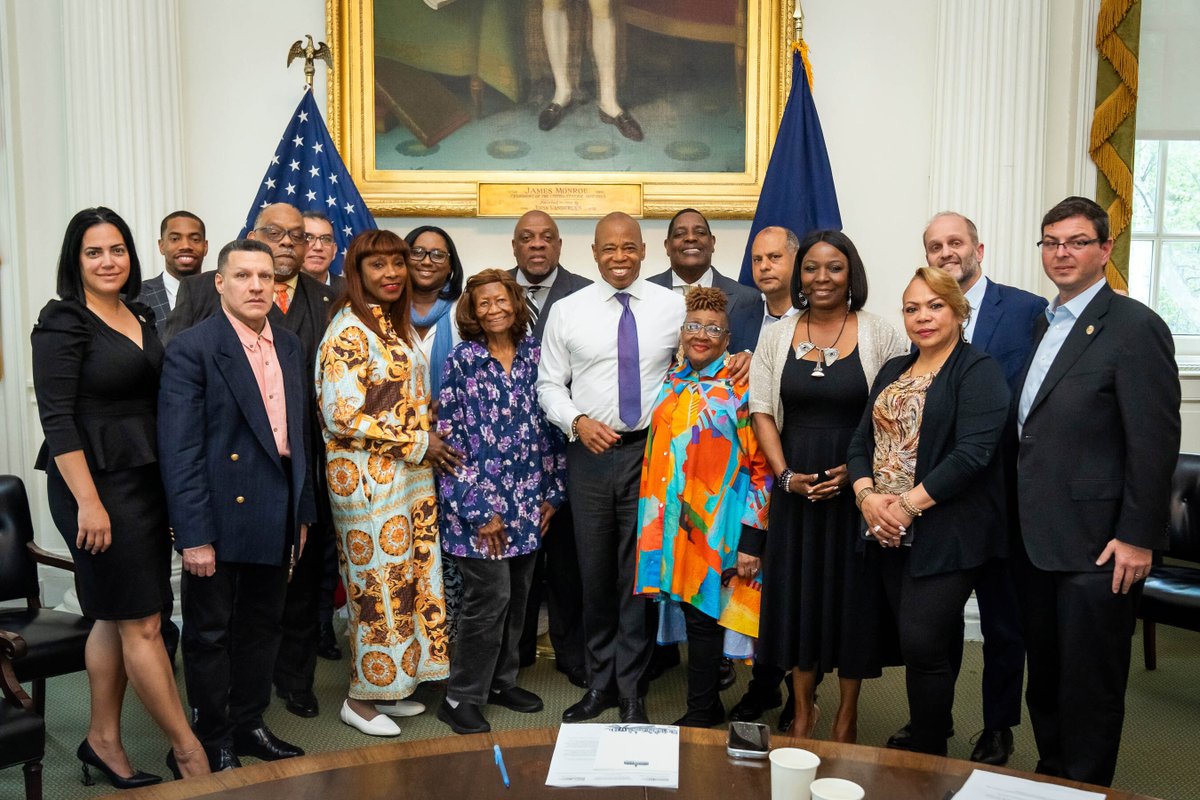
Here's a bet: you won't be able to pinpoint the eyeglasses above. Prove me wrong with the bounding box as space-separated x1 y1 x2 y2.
255 225 306 244
305 233 334 246
408 247 449 264
1036 238 1100 252
681 321 729 339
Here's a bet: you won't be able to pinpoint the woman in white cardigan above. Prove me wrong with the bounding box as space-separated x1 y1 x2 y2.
748 229 908 742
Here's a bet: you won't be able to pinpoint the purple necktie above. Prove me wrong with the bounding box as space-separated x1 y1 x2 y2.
615 292 641 429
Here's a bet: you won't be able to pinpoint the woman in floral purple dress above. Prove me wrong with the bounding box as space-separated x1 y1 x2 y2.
435 268 567 735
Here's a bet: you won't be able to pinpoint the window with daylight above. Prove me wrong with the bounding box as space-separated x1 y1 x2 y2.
1130 0 1200 337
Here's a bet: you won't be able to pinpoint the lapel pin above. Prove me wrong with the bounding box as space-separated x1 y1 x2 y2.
1086 325 1095 335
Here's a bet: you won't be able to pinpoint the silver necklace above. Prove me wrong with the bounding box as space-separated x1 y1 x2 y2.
794 310 849 378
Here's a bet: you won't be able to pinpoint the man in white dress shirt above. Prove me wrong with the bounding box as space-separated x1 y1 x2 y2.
139 211 209 337
538 212 685 724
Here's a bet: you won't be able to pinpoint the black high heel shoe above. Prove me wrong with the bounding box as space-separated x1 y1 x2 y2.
77 739 163 789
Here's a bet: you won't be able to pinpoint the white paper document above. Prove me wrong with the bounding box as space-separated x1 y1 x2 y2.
545 723 680 788
955 769 1106 800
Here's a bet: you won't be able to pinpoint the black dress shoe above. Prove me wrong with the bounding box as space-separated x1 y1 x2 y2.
673 703 725 728
619 697 649 724
558 664 589 689
77 739 163 789
886 721 955 749
599 109 644 141
563 689 618 722
778 699 795 733
437 699 491 734
718 658 737 691
969 727 1014 765
233 726 304 761
729 687 783 722
317 621 342 661
489 686 544 713
205 746 241 772
276 687 319 718
538 101 573 131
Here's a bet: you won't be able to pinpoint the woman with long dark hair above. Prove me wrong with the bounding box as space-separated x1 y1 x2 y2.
32 207 209 787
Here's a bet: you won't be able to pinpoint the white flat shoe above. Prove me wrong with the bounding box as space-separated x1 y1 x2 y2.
374 699 426 717
340 699 401 736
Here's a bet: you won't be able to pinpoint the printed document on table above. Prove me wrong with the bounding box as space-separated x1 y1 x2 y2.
955 769 1105 800
545 723 680 788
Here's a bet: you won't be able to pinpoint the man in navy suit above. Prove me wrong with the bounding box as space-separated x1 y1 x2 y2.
300 210 345 294
137 211 208 337
647 208 762 354
159 239 316 771
167 203 335 721
1015 197 1179 786
899 211 1047 765
507 210 592 688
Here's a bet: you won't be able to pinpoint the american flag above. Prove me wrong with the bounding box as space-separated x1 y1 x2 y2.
239 88 376 276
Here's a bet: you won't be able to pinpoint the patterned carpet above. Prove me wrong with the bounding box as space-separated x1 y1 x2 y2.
4 622 1197 799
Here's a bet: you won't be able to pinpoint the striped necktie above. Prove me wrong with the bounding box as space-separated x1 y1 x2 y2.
525 285 543 327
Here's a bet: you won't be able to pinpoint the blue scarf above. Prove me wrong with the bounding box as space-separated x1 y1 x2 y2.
412 298 453 397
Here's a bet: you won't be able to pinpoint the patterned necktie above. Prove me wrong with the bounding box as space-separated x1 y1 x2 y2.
273 283 290 314
524 285 542 327
614 292 641 428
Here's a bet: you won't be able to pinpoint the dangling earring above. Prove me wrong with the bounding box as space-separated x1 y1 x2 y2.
847 286 853 309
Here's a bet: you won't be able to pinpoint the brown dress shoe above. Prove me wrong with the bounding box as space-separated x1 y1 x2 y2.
600 109 644 141
538 101 572 131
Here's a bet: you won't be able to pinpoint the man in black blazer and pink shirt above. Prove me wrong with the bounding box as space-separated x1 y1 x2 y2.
1014 197 1180 787
918 212 1047 766
508 210 591 687
159 239 316 770
165 202 336 721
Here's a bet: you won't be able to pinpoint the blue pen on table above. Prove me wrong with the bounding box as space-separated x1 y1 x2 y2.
494 743 510 789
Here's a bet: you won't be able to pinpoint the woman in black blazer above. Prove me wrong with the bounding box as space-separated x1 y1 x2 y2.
31 208 209 786
846 267 1010 756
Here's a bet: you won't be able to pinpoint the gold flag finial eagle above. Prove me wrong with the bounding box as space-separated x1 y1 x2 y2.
287 35 332 90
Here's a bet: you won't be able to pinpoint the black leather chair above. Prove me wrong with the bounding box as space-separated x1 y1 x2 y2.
1140 453 1200 670
0 474 93 715
0 631 44 800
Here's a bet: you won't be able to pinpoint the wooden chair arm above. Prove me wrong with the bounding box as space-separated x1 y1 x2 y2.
27 541 76 572
0 630 34 710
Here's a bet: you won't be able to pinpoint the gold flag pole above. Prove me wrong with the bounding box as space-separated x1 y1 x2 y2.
287 34 333 91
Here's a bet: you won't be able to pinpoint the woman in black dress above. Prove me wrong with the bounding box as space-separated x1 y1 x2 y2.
31 208 209 787
748 230 907 742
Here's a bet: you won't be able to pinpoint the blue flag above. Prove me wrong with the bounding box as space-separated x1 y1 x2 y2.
738 47 842 286
240 88 376 276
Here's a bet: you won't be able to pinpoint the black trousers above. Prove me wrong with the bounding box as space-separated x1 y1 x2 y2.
273 521 329 693
566 438 654 699
973 555 1025 729
1013 546 1137 787
448 552 538 705
681 603 724 715
182 562 288 748
878 548 977 754
519 502 586 674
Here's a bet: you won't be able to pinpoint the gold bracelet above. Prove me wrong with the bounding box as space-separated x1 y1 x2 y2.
855 486 877 509
899 492 923 517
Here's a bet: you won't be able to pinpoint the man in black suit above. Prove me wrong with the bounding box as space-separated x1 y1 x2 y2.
138 211 208 337
647 208 762 354
300 210 345 294
159 239 316 770
904 211 1047 765
166 202 336 721
135 210 209 666
1014 196 1180 787
508 210 592 688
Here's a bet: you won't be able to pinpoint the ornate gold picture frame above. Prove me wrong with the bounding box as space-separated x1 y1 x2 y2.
327 0 793 218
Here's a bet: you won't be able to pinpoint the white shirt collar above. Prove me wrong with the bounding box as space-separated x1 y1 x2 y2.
671 267 714 291
515 266 559 291
963 274 988 316
162 271 181 308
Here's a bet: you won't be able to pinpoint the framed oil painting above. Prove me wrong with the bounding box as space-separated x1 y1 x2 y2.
327 0 795 217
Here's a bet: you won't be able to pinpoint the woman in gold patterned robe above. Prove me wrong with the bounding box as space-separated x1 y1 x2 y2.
315 229 464 737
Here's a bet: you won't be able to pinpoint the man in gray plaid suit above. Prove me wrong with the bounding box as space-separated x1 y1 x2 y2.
137 210 208 336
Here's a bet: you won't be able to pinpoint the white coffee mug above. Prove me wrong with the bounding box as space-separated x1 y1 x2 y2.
769 747 821 800
809 776 865 800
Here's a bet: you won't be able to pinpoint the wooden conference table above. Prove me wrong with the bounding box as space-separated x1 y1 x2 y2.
119 728 1157 799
